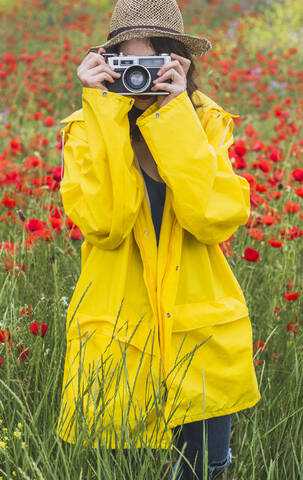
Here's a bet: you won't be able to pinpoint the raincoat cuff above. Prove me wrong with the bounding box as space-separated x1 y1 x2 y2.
82 87 135 110
136 90 207 139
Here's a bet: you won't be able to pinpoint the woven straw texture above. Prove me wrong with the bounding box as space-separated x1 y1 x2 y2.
111 0 184 32
87 0 212 57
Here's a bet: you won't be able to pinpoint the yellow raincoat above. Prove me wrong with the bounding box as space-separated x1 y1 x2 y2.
56 87 261 450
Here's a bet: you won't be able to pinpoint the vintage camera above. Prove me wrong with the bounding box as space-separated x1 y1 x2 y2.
101 52 172 96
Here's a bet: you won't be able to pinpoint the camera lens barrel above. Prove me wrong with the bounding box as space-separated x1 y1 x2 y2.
123 65 151 93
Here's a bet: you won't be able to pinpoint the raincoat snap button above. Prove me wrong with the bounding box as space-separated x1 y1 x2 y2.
166 312 171 318
176 265 179 270
102 91 108 97
129 100 133 105
216 114 221 118
144 230 149 235
155 113 160 118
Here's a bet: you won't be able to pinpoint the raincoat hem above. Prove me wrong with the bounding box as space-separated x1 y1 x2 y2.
167 395 261 429
56 427 174 450
56 392 261 449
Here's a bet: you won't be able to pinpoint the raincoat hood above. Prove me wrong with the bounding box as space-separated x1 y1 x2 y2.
56 87 261 449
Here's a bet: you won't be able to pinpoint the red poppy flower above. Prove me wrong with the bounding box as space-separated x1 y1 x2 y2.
70 226 83 240
269 147 282 162
254 359 263 366
234 139 247 156
44 116 54 127
53 166 63 182
249 228 263 241
283 201 301 214
250 193 259 207
292 168 303 181
256 184 267 193
252 158 272 173
0 329 11 342
274 305 283 314
17 344 30 362
33 112 44 121
29 321 48 337
286 322 298 334
266 238 283 248
242 248 260 262
24 155 40 168
25 218 47 232
253 340 265 353
281 226 303 240
10 138 23 151
49 215 62 231
261 215 276 225
234 156 247 169
19 305 33 320
273 168 283 182
2 195 16 208
251 140 265 151
284 291 300 301
295 187 303 197
240 172 257 188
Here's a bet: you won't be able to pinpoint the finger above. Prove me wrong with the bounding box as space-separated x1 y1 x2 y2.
80 52 102 70
151 82 175 94
155 68 183 84
159 60 181 72
81 52 108 71
159 60 184 77
92 72 117 85
173 59 190 75
170 53 191 73
79 56 118 80
89 63 121 78
170 52 191 65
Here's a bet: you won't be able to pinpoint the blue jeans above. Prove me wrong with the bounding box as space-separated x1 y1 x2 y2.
170 414 232 480
105 414 232 480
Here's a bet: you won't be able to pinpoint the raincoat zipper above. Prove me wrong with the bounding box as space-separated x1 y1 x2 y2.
157 214 177 380
132 150 165 378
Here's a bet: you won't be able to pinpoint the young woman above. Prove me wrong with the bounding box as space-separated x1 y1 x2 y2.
56 1 261 479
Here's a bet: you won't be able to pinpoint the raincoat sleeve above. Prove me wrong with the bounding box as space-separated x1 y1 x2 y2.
136 90 250 245
59 88 143 250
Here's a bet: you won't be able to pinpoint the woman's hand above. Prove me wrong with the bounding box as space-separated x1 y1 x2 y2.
151 52 191 108
77 47 121 91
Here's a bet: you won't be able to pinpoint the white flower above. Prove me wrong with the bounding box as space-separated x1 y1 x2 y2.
61 296 69 307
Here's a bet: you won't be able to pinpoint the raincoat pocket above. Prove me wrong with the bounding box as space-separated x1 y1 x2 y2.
165 297 257 424
171 296 249 332
66 313 159 356
58 314 163 447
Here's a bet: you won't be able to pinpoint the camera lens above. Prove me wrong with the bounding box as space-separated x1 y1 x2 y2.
123 65 151 93
129 70 145 88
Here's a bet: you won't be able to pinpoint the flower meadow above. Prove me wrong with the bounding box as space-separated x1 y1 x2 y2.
0 0 303 478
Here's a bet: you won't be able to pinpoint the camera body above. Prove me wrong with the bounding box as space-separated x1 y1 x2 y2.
101 53 172 96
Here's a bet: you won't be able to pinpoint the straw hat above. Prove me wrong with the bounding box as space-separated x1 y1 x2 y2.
87 0 212 57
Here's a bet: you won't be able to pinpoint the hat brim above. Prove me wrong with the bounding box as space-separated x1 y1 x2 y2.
87 28 212 57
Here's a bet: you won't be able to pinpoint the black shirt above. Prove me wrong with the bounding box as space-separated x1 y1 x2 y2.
140 166 166 247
